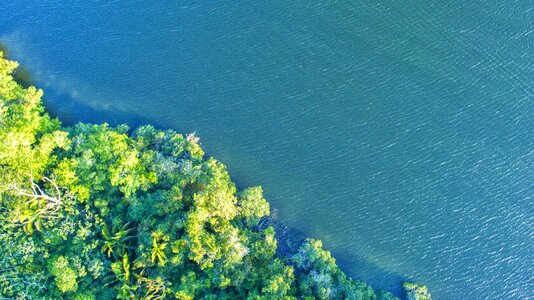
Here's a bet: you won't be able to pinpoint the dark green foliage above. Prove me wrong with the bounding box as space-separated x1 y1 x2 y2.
0 53 430 299
291 239 398 300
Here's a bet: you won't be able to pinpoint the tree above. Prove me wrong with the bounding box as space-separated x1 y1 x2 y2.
403 282 432 300
49 256 79 293
0 52 431 300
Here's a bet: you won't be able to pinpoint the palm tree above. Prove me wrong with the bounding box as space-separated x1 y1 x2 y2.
151 238 167 266
112 253 139 299
102 222 136 258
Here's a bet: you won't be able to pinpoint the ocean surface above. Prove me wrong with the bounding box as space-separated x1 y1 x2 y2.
1 1 532 299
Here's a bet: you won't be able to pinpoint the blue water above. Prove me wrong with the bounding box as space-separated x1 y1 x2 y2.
1 1 533 299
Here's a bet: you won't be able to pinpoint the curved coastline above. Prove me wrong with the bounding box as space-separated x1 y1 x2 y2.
0 52 430 299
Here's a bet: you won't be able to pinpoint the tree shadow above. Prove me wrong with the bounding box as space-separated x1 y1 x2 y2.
41 90 167 130
1 42 33 88
39 88 410 298
7 50 409 297
271 222 409 297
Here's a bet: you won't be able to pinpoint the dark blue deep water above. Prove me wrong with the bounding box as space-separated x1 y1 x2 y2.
1 1 532 299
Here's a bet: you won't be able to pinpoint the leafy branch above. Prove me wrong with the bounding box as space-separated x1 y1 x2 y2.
7 173 73 233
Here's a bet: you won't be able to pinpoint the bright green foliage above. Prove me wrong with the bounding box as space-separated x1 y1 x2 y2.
403 283 432 300
237 186 270 226
49 256 79 293
0 53 431 299
0 55 69 189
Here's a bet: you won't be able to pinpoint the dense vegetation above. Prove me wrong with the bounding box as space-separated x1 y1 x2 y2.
0 53 431 299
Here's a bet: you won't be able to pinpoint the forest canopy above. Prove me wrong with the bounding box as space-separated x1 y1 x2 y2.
0 52 431 299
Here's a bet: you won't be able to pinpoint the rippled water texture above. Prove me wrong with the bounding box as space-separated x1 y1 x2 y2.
1 1 532 298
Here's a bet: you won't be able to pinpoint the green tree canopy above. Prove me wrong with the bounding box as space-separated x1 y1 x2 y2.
0 52 430 299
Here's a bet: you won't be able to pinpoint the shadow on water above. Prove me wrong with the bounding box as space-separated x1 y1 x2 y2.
42 89 409 297
44 87 409 297
10 52 409 297
1 42 33 88
270 221 409 297
333 249 408 296
41 90 167 130
0 42 165 130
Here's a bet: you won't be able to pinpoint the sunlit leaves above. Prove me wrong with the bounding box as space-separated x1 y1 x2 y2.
237 186 270 226
0 54 430 299
48 256 78 293
404 282 432 300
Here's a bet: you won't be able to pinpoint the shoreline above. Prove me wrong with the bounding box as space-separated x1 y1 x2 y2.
0 50 430 299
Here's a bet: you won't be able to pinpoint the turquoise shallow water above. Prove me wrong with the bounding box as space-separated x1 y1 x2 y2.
1 1 533 299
